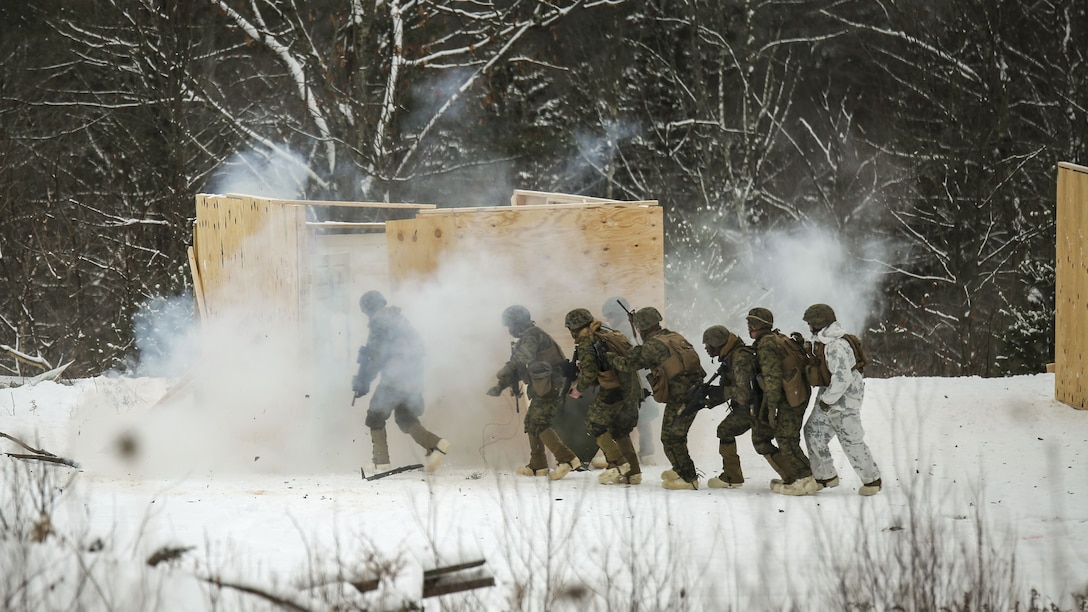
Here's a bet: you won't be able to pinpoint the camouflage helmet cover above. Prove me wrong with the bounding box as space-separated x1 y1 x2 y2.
746 307 774 329
501 305 531 328
359 290 387 315
632 306 663 331
564 308 595 331
702 325 733 348
803 303 837 329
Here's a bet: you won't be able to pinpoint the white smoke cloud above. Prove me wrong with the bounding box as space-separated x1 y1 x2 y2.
206 146 310 198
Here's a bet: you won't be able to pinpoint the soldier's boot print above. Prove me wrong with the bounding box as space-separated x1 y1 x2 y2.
371 428 391 469
708 442 744 489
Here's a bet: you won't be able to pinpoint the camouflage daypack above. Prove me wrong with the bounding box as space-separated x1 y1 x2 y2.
760 331 812 408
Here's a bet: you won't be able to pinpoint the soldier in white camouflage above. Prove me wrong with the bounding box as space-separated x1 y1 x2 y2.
609 307 705 490
748 307 819 495
801 304 882 495
564 308 642 485
352 290 449 473
487 305 581 480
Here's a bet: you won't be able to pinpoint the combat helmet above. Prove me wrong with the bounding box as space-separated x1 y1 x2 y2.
564 308 595 332
502 305 532 331
803 303 837 330
702 325 733 349
632 306 663 332
746 307 774 330
359 290 387 315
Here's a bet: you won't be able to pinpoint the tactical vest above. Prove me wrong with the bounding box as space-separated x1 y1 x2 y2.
648 330 704 402
519 327 566 396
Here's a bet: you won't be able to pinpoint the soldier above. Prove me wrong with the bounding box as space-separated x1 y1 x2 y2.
801 304 882 495
564 308 642 485
352 290 450 473
487 305 581 480
698 325 756 488
610 307 705 490
602 296 659 465
747 307 819 495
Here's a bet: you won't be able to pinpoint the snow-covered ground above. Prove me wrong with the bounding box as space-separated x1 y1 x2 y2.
1 373 1086 611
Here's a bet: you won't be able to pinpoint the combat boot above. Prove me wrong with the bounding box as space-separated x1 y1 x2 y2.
859 478 882 496
424 439 450 473
660 469 679 481
516 465 549 477
816 476 839 490
708 476 743 489
778 475 820 496
662 476 698 490
550 457 581 481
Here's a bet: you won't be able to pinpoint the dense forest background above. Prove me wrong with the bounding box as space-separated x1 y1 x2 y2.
0 0 1084 378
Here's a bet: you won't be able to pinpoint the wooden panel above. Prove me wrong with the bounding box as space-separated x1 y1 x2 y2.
192 194 306 331
1056 162 1088 409
385 204 665 330
510 189 623 206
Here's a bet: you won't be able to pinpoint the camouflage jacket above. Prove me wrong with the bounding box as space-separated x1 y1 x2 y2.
709 335 757 412
359 305 425 392
752 329 787 411
611 328 704 403
495 324 566 392
573 323 638 397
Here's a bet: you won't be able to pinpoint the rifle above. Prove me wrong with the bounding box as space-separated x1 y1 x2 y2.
682 369 722 416
616 299 641 345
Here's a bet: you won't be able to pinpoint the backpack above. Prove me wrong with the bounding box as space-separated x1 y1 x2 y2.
757 331 811 409
804 333 867 387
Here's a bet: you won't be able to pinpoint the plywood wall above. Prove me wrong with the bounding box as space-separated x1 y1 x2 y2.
193 193 308 327
384 203 665 332
1056 162 1088 410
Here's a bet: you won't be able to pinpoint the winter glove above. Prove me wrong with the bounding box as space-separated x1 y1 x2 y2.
486 384 504 397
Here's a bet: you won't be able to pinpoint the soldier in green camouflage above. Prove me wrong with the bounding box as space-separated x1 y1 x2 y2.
699 325 756 488
609 307 706 490
602 296 659 464
747 307 819 495
487 305 581 480
564 308 642 485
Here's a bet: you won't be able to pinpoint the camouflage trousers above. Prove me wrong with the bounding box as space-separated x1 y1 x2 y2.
803 403 881 483
769 402 813 481
524 390 561 437
585 387 639 439
365 385 424 432
660 401 698 481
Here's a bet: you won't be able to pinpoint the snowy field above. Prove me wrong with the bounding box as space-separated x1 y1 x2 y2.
1 373 1086 611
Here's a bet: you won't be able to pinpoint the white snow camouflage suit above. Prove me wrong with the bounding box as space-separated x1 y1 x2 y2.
802 320 881 485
